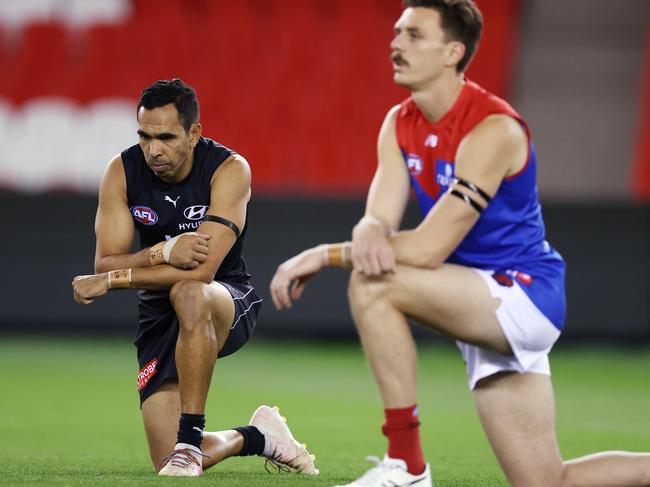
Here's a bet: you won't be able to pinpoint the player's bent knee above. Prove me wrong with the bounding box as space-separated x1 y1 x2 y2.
169 280 213 330
170 280 208 310
170 281 235 338
348 271 392 310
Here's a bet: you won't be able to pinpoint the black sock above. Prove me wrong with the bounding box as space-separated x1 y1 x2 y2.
177 413 205 450
233 425 265 456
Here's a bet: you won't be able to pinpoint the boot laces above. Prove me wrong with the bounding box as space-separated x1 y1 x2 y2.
263 446 294 473
159 448 206 470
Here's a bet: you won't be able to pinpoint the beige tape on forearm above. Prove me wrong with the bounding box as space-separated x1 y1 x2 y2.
107 268 132 289
325 243 351 268
149 232 198 266
149 242 165 265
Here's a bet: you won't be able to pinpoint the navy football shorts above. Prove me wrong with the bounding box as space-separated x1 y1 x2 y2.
134 280 262 404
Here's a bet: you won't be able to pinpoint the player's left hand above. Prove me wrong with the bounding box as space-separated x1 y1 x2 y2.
351 215 395 276
72 273 109 304
270 246 326 310
167 232 211 269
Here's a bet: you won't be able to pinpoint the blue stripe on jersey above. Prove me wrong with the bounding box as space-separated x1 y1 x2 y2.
409 175 435 214
409 143 566 330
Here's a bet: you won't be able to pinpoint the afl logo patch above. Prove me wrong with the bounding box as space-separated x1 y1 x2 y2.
183 205 208 220
130 206 158 225
406 153 423 176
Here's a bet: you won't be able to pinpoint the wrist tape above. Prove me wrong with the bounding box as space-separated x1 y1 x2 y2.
149 232 198 265
325 243 351 267
107 268 132 289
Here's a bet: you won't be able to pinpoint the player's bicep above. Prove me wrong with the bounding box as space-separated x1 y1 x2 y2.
197 155 251 269
206 154 250 230
366 105 410 230
94 156 134 262
454 114 528 201
427 114 528 229
414 116 527 263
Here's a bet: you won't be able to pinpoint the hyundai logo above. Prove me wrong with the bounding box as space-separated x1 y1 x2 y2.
183 205 208 220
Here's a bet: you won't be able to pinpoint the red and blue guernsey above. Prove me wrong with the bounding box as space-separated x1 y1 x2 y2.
395 79 566 330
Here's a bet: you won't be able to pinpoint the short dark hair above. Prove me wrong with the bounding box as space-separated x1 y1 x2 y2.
403 0 483 72
137 78 199 132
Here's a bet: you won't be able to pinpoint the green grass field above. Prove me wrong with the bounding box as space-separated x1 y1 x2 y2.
1 338 648 486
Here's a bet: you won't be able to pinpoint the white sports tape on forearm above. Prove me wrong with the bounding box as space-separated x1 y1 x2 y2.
149 232 198 265
163 232 199 262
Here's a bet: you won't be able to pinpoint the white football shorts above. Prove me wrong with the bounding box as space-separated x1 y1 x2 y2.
457 268 561 390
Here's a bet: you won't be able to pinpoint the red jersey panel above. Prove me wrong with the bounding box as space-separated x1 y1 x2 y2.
396 79 526 201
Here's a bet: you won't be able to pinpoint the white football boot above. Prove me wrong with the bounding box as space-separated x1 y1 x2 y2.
333 455 432 487
158 444 204 477
249 405 319 475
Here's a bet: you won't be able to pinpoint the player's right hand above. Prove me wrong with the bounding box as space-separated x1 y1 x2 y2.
270 246 326 310
168 232 211 269
72 273 108 304
351 216 395 275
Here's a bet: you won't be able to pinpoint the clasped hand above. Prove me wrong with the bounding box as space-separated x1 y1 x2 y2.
168 232 211 269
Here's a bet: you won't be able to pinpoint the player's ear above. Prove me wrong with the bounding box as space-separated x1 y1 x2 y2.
445 41 465 68
189 122 202 148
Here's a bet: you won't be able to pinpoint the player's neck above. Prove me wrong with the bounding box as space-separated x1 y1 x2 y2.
411 73 465 124
176 154 194 183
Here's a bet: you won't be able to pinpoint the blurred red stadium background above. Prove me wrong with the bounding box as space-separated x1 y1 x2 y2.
6 0 648 198
0 0 647 339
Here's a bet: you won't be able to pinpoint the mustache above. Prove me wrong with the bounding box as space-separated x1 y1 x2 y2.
149 156 169 164
391 53 408 66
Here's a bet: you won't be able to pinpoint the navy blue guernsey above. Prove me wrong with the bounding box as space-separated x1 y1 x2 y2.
121 137 251 301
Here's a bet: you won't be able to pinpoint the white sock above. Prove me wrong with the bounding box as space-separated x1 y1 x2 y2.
261 434 275 457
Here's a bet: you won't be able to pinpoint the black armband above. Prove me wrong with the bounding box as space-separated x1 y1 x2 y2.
453 177 492 203
203 215 241 238
448 189 484 213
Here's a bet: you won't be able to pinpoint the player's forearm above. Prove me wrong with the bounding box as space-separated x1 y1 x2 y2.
94 248 153 274
127 264 214 291
324 233 445 270
390 229 446 269
89 258 221 298
323 230 448 274
99 265 211 293
389 197 479 269
319 243 353 269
